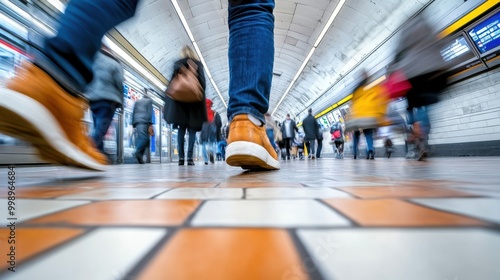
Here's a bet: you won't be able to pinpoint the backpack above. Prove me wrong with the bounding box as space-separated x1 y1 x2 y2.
330 123 342 140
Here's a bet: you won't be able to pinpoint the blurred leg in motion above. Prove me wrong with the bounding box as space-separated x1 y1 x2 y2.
0 0 139 170
134 123 149 164
353 130 360 159
90 101 119 153
364 129 374 160
187 127 197 165
225 0 280 171
177 125 187 165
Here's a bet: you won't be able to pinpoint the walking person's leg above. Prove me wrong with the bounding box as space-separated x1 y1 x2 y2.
90 101 118 153
225 0 279 170
134 123 149 164
364 129 374 159
177 125 187 165
285 138 292 159
353 131 360 159
0 0 140 170
309 140 316 159
202 142 209 164
187 127 197 165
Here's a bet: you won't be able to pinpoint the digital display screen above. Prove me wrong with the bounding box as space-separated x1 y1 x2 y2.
440 36 475 62
468 10 500 53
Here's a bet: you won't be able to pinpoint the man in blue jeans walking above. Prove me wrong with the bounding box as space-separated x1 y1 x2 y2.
0 0 279 171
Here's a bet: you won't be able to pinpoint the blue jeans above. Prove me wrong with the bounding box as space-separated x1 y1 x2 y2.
217 140 227 159
201 141 215 163
177 125 196 160
316 139 323 158
266 128 276 148
408 107 431 136
353 129 374 157
227 0 275 123
90 101 119 153
41 0 139 92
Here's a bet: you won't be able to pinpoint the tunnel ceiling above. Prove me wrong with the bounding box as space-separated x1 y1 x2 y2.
116 0 445 122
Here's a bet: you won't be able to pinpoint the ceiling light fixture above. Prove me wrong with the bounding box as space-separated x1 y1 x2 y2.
171 0 227 108
271 0 347 116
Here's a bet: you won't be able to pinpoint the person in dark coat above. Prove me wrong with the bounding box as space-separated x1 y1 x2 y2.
132 91 153 164
302 108 320 159
163 45 207 166
84 48 124 154
280 114 298 160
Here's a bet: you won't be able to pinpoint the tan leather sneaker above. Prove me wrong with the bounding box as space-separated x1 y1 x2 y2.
0 61 107 171
226 114 280 170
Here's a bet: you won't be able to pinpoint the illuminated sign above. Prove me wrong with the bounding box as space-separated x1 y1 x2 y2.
468 9 500 53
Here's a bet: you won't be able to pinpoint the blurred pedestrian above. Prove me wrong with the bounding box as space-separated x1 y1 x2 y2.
164 46 207 166
280 114 298 160
389 16 449 160
302 108 319 159
132 90 153 164
84 48 124 154
0 0 280 171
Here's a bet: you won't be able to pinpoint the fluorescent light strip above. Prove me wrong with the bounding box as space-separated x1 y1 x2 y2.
171 0 227 108
47 0 65 12
271 0 347 116
314 0 347 47
103 36 166 91
1 0 31 21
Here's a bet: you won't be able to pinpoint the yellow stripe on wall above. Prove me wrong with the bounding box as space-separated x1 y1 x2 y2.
439 0 499 38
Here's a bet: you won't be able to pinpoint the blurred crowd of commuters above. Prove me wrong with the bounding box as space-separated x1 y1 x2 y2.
0 0 451 171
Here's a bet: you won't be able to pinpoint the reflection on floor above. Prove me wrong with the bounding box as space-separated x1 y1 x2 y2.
0 157 499 280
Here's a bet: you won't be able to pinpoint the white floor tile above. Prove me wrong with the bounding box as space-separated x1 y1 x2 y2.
297 228 500 280
411 198 500 224
155 188 243 199
246 187 352 199
56 188 169 200
191 200 351 227
6 228 166 280
0 199 89 222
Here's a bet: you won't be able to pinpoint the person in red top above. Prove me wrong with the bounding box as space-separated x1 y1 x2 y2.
200 99 222 164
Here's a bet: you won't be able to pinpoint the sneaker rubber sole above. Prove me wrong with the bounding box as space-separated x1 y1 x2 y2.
0 88 106 171
226 141 280 170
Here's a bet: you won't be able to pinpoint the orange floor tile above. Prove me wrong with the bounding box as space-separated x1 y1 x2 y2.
25 200 201 226
138 229 308 280
323 198 487 226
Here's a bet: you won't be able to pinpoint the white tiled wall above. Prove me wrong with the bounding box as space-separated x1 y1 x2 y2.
429 67 500 145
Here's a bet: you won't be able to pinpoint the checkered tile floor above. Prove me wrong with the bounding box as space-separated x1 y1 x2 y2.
1 157 499 279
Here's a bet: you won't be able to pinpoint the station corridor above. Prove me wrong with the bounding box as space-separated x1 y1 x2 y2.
1 157 500 280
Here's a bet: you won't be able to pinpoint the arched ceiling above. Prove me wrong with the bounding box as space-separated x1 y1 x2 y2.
116 0 464 123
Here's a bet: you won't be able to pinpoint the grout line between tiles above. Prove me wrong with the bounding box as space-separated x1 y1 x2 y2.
288 229 326 280
122 228 178 279
182 200 207 226
0 227 98 276
149 188 173 199
314 199 361 227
